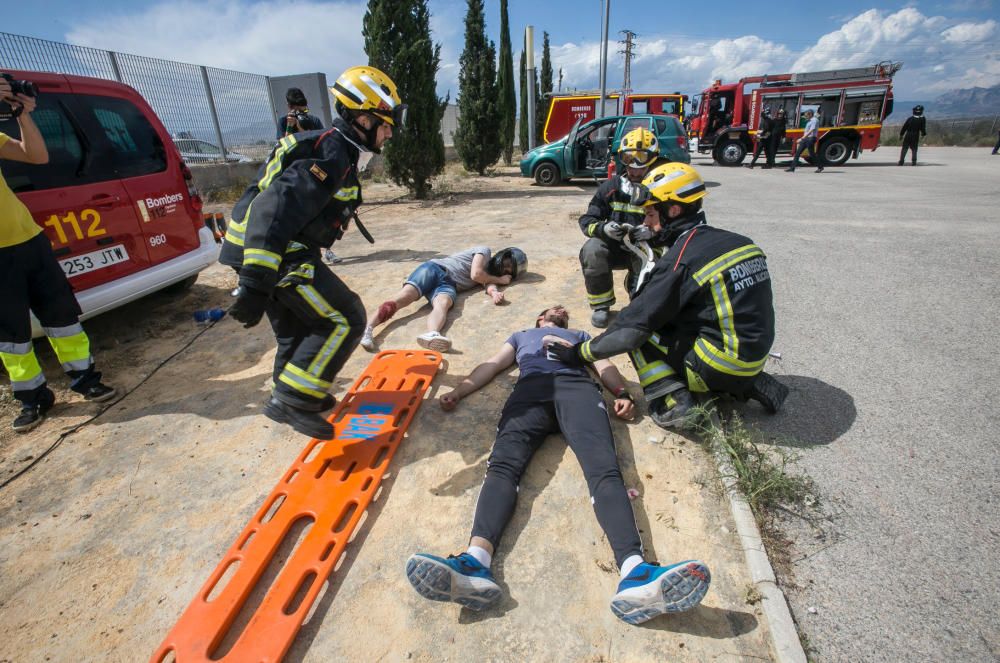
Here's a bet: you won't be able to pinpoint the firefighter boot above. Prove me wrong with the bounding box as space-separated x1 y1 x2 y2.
12 387 56 433
749 372 789 414
264 397 334 439
649 389 697 430
591 308 611 328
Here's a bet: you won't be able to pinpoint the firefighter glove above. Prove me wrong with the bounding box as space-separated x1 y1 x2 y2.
229 286 270 328
629 225 654 242
547 341 586 367
603 221 626 241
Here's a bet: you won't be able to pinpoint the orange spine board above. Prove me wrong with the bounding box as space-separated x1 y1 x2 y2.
152 349 442 663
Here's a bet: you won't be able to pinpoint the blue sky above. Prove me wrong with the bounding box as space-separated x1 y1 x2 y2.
4 0 998 100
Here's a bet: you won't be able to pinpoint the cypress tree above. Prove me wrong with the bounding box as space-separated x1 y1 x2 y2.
497 0 516 165
363 0 446 199
536 31 553 144
519 45 528 152
454 0 502 174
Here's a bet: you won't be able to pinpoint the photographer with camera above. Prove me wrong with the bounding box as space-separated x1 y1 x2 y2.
0 74 116 432
277 87 323 138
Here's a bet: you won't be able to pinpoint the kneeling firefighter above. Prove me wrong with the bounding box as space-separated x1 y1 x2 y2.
578 128 664 329
220 65 406 439
550 162 788 429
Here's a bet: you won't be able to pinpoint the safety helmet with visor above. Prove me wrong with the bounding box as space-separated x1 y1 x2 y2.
617 128 660 170
330 66 407 152
638 162 708 228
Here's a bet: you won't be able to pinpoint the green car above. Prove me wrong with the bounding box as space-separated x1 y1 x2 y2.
519 114 690 186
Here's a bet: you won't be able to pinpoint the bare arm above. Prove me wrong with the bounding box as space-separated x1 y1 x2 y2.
469 253 512 286
0 90 48 164
592 358 635 420
440 343 517 410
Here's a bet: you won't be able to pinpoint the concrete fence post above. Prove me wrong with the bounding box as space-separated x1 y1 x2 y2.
108 51 124 83
200 65 228 162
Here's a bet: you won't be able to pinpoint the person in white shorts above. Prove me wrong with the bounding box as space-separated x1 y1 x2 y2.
360 247 526 352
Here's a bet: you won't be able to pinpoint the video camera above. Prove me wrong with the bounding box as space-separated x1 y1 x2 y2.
0 73 39 122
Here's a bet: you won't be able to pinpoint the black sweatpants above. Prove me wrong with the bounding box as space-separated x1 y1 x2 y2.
266 257 366 410
470 373 643 567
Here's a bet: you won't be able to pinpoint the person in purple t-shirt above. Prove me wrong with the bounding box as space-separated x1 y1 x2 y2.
403 305 711 625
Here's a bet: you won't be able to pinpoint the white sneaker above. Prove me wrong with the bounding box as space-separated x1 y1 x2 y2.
360 326 375 352
323 249 343 264
417 331 452 352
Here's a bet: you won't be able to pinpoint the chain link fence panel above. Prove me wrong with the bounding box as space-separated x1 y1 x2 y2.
1 31 278 162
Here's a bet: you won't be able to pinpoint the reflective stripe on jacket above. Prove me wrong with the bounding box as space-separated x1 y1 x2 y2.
219 118 362 294
580 218 776 374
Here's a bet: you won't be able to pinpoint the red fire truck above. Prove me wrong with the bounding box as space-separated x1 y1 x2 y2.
542 92 687 143
688 62 902 166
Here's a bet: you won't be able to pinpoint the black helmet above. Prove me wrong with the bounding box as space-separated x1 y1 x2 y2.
913 105 924 116
487 247 528 279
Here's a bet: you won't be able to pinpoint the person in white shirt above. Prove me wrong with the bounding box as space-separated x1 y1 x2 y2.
785 110 824 173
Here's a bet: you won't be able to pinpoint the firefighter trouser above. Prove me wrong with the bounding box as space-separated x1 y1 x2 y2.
766 135 782 167
266 259 366 410
899 135 919 164
579 238 637 310
629 331 767 402
0 233 101 407
470 374 643 568
749 137 767 165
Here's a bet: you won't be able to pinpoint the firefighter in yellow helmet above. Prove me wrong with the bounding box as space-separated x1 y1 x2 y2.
578 128 663 328
220 65 406 439
551 162 788 429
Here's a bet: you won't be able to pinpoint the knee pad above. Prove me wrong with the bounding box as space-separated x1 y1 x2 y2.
377 300 398 321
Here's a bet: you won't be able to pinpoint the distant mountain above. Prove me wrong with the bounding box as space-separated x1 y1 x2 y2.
929 84 999 118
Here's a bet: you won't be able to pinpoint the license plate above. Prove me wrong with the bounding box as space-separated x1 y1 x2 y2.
60 244 130 278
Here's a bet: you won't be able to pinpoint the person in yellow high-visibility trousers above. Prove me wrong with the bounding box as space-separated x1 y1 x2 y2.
0 77 116 433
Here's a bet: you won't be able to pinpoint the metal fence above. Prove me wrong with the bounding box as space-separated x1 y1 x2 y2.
1 31 279 162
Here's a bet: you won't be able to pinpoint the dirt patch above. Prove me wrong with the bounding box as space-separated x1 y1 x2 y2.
0 167 771 661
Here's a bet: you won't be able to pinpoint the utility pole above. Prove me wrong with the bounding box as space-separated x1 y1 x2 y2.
526 26 536 150
558 67 563 93
619 30 636 95
597 0 610 118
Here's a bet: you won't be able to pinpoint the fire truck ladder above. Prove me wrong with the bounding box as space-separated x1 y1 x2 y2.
790 62 903 84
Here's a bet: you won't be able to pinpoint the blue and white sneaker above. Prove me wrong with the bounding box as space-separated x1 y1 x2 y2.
405 552 502 611
611 560 711 625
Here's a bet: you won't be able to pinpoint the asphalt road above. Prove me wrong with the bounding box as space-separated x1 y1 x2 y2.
695 146 999 661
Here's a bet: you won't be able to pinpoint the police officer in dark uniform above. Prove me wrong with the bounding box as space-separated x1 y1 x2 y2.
898 105 926 166
221 65 406 439
579 128 661 328
766 107 787 169
746 105 773 169
550 162 788 430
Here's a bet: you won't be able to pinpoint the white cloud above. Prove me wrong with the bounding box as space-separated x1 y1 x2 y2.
62 2 1000 104
942 19 997 42
549 8 999 101
66 0 368 78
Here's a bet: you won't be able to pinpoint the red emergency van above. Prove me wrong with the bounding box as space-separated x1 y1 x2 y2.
1 70 218 335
